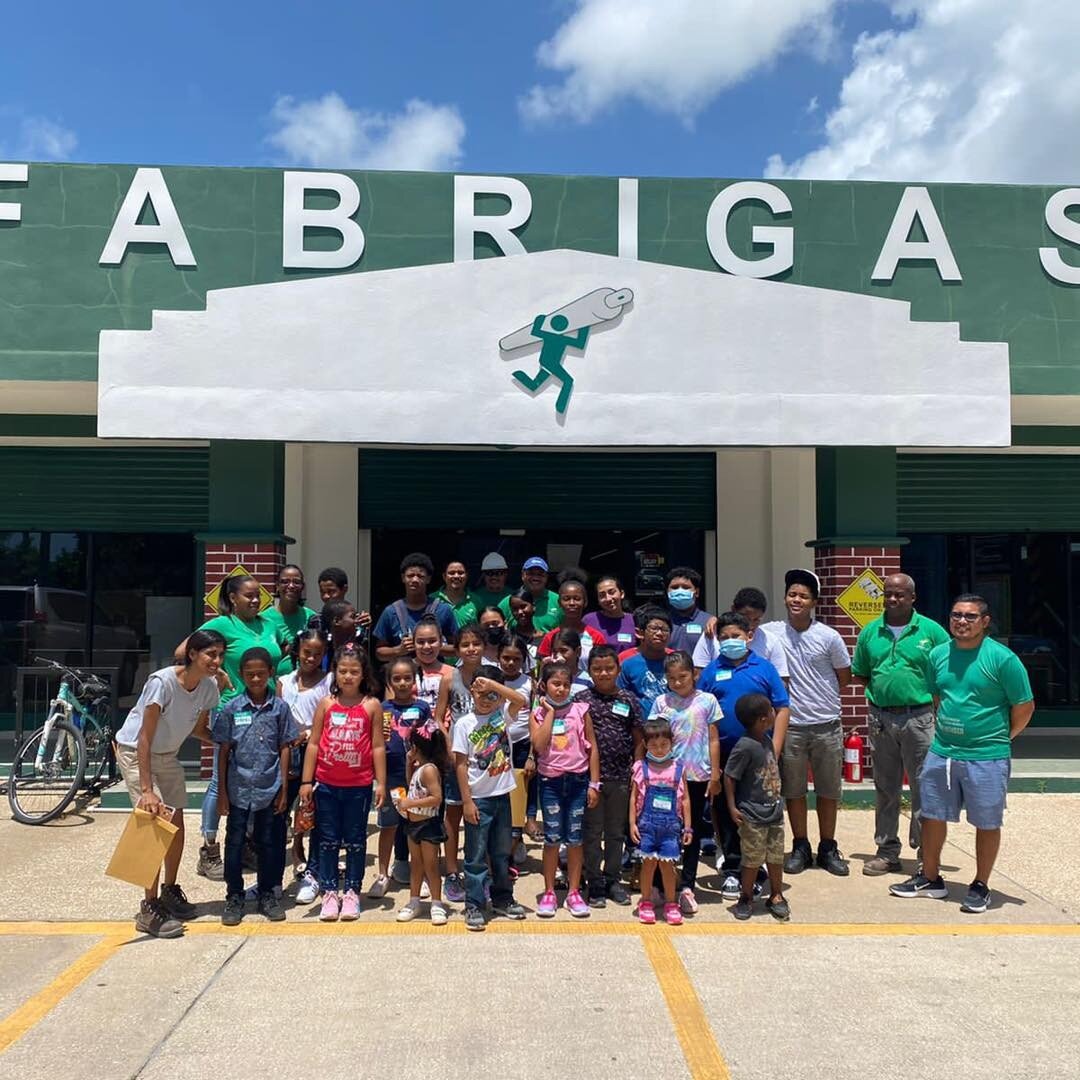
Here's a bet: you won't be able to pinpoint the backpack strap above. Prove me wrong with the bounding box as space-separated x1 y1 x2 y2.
393 600 411 640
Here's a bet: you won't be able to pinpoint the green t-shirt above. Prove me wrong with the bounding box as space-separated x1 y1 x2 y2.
433 590 479 631
262 604 317 675
471 587 511 613
851 612 950 707
198 613 285 704
926 637 1033 761
498 589 563 634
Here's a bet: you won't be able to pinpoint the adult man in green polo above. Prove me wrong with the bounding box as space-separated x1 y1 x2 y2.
851 574 949 875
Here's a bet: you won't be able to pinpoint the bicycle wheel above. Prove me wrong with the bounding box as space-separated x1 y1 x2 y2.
7 717 87 825
83 718 114 789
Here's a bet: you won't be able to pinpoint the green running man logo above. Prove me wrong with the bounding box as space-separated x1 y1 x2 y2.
500 287 634 416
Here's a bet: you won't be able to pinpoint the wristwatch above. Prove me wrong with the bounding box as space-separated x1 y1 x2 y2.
588 781 602 791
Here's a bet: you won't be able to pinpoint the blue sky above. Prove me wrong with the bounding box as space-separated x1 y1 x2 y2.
2 1 1076 183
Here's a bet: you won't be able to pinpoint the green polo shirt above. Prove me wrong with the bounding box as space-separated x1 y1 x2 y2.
433 590 479 631
851 611 950 707
498 589 563 634
470 587 511 613
262 604 317 676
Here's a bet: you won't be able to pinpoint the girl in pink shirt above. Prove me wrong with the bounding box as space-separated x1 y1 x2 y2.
531 661 600 919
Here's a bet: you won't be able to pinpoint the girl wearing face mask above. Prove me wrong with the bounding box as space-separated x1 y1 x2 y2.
539 575 605 662
664 567 713 657
478 607 510 665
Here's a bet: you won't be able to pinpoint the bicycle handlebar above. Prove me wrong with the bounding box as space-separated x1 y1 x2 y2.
31 657 110 694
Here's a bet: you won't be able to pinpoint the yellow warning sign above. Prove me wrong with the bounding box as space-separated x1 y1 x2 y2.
835 569 885 628
204 564 275 614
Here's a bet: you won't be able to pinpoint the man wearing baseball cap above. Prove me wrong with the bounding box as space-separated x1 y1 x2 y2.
761 568 852 876
497 556 563 634
471 552 512 612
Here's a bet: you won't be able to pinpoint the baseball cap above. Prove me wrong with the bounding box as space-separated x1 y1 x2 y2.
784 568 821 600
523 556 549 572
480 552 508 572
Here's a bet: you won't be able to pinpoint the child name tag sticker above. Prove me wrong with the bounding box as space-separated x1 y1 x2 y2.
617 633 633 644
233 711 253 728
402 708 421 722
714 669 733 682
552 718 567 736
330 711 348 727
652 793 674 812
687 623 702 635
612 701 631 718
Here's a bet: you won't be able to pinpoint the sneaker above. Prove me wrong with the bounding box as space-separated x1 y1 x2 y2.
391 859 411 884
419 878 431 900
766 896 791 921
430 901 449 926
960 880 991 914
816 843 850 877
536 890 559 918
222 893 245 927
196 841 224 882
444 873 466 903
159 883 197 919
319 892 341 921
720 874 741 901
258 892 286 922
889 873 948 899
296 871 319 905
783 840 813 875
587 885 607 909
664 902 683 925
733 896 753 921
465 904 486 931
396 898 422 922
637 900 656 925
678 887 699 915
493 900 527 920
245 882 282 902
607 881 631 906
136 898 184 939
566 890 590 918
367 874 390 899
339 889 360 921
863 855 903 876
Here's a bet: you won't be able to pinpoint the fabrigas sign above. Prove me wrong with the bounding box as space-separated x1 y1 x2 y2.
4 164 1080 286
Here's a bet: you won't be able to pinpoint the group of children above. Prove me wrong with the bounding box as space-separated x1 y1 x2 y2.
210 558 792 930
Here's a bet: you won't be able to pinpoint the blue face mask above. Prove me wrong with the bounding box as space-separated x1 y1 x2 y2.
667 588 695 611
646 749 674 764
718 638 749 661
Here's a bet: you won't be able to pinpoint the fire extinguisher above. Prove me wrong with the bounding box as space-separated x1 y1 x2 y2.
844 731 864 783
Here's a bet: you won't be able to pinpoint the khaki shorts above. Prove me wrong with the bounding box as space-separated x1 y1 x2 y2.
780 721 843 800
739 820 785 867
116 744 187 813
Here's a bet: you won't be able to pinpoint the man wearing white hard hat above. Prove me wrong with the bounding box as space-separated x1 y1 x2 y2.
472 552 512 612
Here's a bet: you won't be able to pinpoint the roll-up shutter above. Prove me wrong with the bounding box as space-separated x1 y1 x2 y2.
0 447 210 532
358 450 716 530
898 453 1080 532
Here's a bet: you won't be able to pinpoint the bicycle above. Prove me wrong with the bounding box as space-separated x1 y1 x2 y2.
7 657 116 825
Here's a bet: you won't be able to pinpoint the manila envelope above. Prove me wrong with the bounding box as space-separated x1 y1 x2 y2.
105 808 180 890
509 769 529 829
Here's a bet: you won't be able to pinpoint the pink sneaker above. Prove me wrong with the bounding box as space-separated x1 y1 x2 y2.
536 890 558 918
664 902 684 925
319 892 340 922
678 887 699 915
637 900 656 925
566 889 590 919
339 889 360 921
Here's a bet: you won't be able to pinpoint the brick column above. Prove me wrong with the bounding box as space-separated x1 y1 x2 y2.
813 544 902 775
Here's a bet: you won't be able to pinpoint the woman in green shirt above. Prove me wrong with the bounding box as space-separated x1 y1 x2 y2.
262 564 318 675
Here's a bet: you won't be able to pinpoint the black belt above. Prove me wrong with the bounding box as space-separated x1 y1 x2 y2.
874 703 933 714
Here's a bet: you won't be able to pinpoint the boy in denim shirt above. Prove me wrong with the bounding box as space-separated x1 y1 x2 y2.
212 647 298 925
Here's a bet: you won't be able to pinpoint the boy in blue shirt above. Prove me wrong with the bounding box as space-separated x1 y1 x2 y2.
617 605 672 714
213 647 298 926
698 611 790 899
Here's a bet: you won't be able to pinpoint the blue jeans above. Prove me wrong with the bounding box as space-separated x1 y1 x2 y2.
315 783 372 893
538 770 589 846
201 745 221 839
463 794 514 910
224 800 278 898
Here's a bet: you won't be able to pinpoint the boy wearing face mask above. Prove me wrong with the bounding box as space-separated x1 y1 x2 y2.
664 567 712 657
697 612 790 900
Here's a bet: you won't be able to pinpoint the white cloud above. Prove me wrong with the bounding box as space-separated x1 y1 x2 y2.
520 0 837 124
766 0 1080 183
0 112 77 160
267 93 465 171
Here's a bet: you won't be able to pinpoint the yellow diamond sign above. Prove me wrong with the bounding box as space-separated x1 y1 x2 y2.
835 569 885 628
204 564 275 614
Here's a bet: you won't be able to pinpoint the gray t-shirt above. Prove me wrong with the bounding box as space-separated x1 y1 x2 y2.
116 666 220 754
724 734 783 825
762 619 850 725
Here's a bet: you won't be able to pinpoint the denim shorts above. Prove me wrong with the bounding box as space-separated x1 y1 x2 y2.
538 770 589 846
919 751 1010 830
637 821 682 862
443 768 462 807
377 798 405 829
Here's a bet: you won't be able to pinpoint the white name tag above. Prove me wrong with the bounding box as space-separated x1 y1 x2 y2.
402 708 420 722
330 711 348 727
652 793 674 812
687 623 702 635
234 711 253 728
612 701 630 717
617 632 633 643
715 670 733 682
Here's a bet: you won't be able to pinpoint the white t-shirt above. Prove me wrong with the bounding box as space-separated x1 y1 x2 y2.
692 625 789 677
762 619 850 726
504 673 533 742
452 708 518 799
887 624 905 638
279 670 332 733
116 666 220 754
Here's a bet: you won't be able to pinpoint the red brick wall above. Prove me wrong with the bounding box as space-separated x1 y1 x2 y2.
813 545 902 775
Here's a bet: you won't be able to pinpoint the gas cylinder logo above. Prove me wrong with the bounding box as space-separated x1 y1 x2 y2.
499 287 634 416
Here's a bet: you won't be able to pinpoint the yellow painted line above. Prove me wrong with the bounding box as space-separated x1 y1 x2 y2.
0 935 125 1054
640 932 730 1080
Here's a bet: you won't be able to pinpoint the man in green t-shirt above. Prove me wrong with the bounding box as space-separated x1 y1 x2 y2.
470 552 512 612
851 573 949 876
889 593 1033 913
497 555 562 634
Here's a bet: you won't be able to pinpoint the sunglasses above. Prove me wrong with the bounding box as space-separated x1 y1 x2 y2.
949 611 984 622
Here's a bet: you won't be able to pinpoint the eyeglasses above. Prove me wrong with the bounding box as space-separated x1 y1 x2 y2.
645 624 671 634
949 611 983 622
